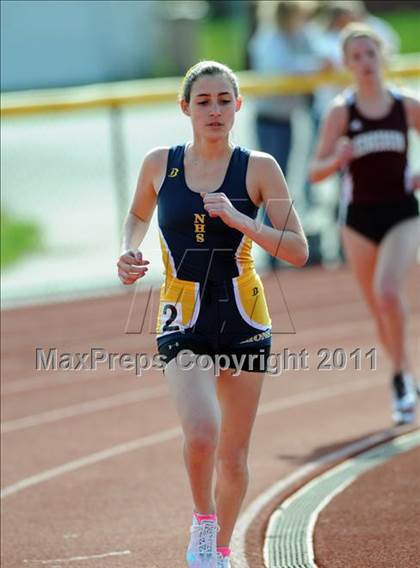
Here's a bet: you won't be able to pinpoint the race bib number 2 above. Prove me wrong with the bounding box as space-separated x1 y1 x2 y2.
161 303 182 333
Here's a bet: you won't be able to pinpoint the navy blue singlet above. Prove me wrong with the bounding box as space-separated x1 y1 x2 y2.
157 144 258 282
154 144 272 368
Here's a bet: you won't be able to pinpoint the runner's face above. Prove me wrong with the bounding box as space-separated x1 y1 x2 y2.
182 75 240 139
345 37 382 83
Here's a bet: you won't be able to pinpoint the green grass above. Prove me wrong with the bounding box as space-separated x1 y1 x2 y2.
196 11 419 72
151 17 250 77
376 10 420 53
198 18 250 70
1 210 42 268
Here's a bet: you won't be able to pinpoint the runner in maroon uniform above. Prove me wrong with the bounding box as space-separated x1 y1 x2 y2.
310 24 420 425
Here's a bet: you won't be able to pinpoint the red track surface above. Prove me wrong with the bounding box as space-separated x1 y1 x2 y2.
1 266 419 568
315 447 420 568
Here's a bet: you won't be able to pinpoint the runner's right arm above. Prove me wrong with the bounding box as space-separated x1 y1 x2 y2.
310 100 350 183
117 148 167 285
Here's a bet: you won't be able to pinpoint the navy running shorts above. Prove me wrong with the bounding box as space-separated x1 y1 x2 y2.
156 270 272 373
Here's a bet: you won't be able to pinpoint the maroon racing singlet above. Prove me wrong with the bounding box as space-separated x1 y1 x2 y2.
343 90 410 205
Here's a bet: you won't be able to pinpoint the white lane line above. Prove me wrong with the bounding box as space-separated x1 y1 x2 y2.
1 385 168 433
230 427 404 568
1 375 386 500
1 373 116 395
23 549 131 564
305 478 355 566
257 375 385 416
0 305 387 397
1 374 382 434
1 426 182 499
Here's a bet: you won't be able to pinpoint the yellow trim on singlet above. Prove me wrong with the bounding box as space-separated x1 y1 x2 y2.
232 269 271 330
235 235 255 275
158 231 200 336
158 225 269 334
158 230 176 280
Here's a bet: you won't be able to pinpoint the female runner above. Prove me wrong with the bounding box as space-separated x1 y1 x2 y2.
310 24 420 426
117 61 308 567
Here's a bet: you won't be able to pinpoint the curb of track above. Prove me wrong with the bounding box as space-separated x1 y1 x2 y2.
263 429 420 568
232 426 419 568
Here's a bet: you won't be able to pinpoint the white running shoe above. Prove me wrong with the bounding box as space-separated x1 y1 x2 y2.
392 373 418 425
186 515 218 568
216 552 231 568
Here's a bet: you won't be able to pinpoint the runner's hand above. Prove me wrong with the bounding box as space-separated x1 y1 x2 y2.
117 250 149 285
201 192 242 229
335 137 354 169
410 173 420 191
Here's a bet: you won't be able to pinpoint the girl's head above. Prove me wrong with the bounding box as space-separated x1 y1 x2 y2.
326 1 361 32
275 1 314 34
180 61 241 139
341 24 384 82
181 61 239 104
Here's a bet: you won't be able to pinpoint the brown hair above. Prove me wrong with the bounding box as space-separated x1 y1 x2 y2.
340 23 383 56
275 0 315 28
180 61 239 103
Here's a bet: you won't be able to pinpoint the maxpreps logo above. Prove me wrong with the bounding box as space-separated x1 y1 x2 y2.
194 213 206 243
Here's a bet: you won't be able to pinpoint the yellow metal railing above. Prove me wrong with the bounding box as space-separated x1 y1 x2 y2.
1 54 419 117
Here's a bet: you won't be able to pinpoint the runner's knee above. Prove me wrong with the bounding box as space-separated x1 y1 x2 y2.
216 450 249 480
184 423 219 455
374 281 401 313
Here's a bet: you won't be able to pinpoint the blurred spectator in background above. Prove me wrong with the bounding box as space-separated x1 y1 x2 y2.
249 0 327 179
249 0 330 268
311 2 358 121
313 1 401 120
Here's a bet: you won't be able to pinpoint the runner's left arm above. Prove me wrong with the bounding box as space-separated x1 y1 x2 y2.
404 94 420 190
202 152 308 267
